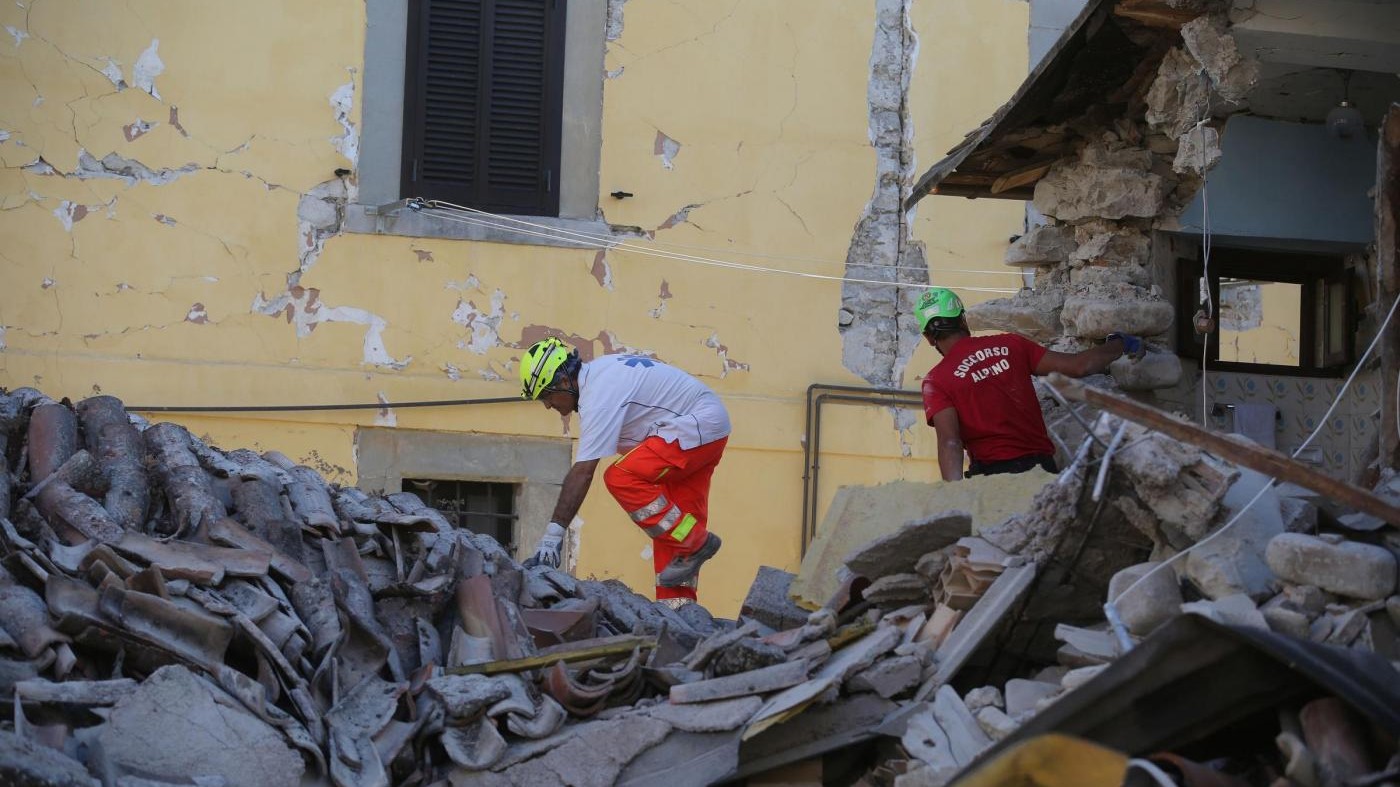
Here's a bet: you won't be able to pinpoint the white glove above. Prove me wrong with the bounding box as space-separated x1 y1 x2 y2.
523 522 567 569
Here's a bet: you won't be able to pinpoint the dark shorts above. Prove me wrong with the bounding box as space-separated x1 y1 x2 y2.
966 454 1057 478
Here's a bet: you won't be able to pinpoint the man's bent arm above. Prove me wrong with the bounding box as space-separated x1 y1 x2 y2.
550 458 601 525
931 408 965 482
1033 338 1124 378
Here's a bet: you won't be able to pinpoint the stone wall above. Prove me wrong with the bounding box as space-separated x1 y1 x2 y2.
967 12 1260 394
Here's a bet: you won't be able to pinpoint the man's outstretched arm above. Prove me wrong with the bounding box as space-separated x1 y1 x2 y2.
1033 335 1135 378
932 408 966 482
550 458 601 525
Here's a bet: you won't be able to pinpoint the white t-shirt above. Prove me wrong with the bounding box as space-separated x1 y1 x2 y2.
574 355 731 462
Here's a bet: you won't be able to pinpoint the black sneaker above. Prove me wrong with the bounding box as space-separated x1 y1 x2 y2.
657 533 722 588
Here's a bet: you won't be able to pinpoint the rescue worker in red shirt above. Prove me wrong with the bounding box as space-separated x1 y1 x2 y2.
915 287 1142 481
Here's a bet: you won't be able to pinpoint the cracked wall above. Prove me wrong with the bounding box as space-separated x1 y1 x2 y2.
0 0 1030 615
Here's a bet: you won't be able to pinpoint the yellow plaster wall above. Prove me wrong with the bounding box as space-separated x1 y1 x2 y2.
0 0 1028 616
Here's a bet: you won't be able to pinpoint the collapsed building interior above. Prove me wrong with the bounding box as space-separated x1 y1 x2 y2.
2 0 1400 786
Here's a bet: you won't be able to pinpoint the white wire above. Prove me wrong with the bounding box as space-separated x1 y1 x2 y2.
419 200 1021 278
1195 111 1215 428
416 203 1021 294
1109 291 1400 623
1127 759 1180 787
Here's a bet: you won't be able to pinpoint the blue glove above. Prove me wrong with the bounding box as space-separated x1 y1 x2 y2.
522 522 566 569
1106 332 1144 360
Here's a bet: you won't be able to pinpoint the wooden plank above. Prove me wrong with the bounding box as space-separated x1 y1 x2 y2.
990 159 1056 195
444 634 654 676
915 563 1039 701
1114 0 1201 28
1046 374 1400 526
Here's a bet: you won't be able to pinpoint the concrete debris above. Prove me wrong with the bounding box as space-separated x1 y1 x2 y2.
1032 144 1169 222
1004 224 1077 267
2 384 1395 787
1265 533 1398 601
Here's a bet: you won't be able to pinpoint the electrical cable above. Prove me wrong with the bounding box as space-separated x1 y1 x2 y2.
128 396 525 413
414 200 1020 278
414 201 1020 295
1106 291 1400 640
1126 759 1180 787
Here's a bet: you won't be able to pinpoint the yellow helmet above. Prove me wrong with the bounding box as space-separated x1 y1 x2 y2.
519 338 576 399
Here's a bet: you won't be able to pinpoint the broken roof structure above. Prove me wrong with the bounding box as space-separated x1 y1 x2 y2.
3 383 1399 786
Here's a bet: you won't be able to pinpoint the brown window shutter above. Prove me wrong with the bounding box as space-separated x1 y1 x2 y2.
402 0 564 217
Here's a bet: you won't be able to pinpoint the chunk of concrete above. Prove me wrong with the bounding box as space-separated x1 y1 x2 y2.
1107 561 1183 636
1173 124 1221 176
428 674 513 719
1179 14 1258 103
1266 534 1398 601
1184 470 1286 601
1145 47 1211 139
96 666 303 787
795 477 1048 608
966 287 1066 342
1110 352 1182 391
670 660 809 705
1182 593 1268 630
1004 224 1076 267
863 573 929 605
1060 664 1107 692
0 728 97 787
845 513 972 580
1060 290 1175 339
712 638 787 677
487 713 672 787
645 695 762 732
1004 679 1060 718
974 706 1018 741
848 654 921 698
739 566 810 632
1262 606 1312 640
963 686 1003 713
1032 160 1169 222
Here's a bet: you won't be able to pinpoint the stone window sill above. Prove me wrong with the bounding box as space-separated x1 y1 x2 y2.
342 202 623 250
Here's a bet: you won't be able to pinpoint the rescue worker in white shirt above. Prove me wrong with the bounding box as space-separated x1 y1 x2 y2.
518 338 729 607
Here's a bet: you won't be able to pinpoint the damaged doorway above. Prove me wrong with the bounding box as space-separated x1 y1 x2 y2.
401 478 518 551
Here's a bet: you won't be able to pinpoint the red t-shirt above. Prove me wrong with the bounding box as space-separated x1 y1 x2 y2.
922 333 1054 463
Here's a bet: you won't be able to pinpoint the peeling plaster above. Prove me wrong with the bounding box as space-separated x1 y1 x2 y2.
648 280 672 319
53 198 114 231
0 130 10 143
653 131 681 170
704 333 750 377
0 326 6 351
657 204 698 231
132 39 164 100
153 213 176 226
122 119 155 142
168 106 188 137
442 363 461 381
838 0 928 389
589 250 614 290
21 157 54 175
75 150 199 186
41 277 54 289
451 289 508 355
100 57 126 89
329 76 358 165
605 0 627 42
185 303 208 324
412 248 434 262
375 393 397 427
251 287 410 370
6 25 27 46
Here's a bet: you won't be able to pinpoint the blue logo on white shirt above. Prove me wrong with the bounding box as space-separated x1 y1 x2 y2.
620 356 655 368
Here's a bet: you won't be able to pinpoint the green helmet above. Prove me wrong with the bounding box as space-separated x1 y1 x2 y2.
520 337 575 399
914 287 965 334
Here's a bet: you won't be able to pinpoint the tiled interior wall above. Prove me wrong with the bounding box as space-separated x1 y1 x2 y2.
1200 369 1382 481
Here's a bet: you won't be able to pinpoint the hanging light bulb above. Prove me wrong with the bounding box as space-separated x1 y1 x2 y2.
1327 69 1364 140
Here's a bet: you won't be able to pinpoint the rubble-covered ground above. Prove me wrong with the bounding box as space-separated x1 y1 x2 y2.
0 389 1397 787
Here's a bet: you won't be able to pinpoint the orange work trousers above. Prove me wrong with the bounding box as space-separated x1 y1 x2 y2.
603 435 727 601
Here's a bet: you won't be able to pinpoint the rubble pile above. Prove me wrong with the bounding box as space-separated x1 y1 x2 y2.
1 388 1397 787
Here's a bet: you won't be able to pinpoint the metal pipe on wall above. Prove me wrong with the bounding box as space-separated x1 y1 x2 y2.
800 383 925 558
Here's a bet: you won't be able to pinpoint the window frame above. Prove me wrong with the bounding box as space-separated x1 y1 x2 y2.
399 0 568 217
1175 248 1354 378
